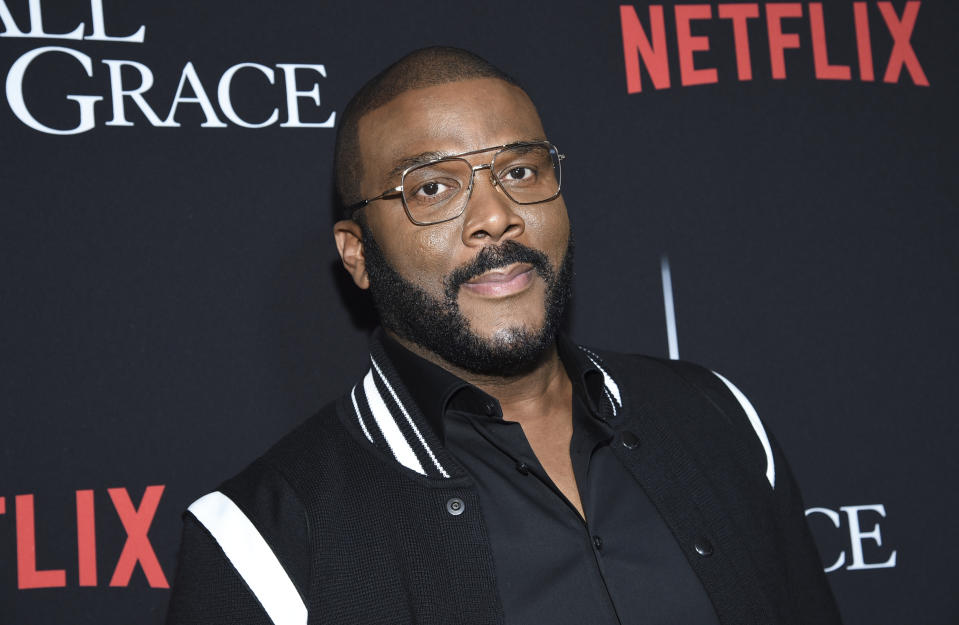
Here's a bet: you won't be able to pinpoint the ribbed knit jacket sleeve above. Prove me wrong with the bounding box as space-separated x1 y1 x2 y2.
165 460 311 625
766 433 844 623
667 360 843 624
165 513 274 625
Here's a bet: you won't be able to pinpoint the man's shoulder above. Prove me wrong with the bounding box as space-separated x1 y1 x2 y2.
200 396 349 502
576 343 732 403
578 343 775 485
258 397 349 467
236 393 369 497
180 394 366 599
188 393 360 525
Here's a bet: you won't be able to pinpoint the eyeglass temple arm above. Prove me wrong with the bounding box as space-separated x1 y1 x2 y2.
346 185 403 213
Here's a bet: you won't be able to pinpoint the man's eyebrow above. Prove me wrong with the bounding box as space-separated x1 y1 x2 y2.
385 138 550 179
387 151 449 178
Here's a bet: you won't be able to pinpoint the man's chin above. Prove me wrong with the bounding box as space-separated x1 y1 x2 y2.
430 324 555 378
477 323 546 349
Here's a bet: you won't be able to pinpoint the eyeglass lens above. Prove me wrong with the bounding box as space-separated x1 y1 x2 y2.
402 144 561 224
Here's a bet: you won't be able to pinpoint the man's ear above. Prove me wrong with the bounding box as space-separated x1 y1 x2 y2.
333 219 370 289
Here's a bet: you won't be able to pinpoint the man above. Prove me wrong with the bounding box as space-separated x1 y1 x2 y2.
166 47 842 625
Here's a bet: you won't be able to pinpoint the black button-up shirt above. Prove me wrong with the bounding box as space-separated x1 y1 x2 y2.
381 333 720 625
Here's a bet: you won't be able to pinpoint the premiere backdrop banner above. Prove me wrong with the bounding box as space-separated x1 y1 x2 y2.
1 1 956 624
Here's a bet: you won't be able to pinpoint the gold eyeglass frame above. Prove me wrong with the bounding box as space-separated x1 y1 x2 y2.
347 140 565 226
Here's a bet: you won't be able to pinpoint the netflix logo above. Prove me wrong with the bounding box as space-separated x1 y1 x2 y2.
619 1 929 93
0 486 169 590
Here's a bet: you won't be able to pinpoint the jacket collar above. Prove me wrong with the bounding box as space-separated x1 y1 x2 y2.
346 328 623 479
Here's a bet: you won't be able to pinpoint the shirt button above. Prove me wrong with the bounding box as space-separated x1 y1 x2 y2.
694 538 714 557
621 431 640 450
446 497 465 516
483 401 496 416
515 461 530 475
592 535 603 550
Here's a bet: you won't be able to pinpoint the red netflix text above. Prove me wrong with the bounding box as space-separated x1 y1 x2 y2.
0 486 169 589
619 2 929 93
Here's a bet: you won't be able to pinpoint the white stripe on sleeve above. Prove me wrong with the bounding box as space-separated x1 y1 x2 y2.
712 371 776 488
188 491 307 625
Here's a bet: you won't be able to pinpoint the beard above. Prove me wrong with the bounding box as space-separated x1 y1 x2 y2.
360 223 574 377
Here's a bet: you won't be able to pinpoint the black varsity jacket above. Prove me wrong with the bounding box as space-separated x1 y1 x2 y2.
165 332 842 625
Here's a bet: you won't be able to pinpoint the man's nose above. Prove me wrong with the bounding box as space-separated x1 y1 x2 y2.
461 166 525 245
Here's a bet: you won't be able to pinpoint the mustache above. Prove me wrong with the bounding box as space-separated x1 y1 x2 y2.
444 240 554 298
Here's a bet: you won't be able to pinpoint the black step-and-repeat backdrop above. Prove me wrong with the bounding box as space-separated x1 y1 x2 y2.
2 2 956 623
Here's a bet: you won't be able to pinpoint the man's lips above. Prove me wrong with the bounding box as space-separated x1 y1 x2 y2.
460 263 535 298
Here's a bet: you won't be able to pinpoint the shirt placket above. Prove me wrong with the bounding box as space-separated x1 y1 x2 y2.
462 400 624 625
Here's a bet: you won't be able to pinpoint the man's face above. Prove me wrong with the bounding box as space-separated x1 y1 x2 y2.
354 77 572 374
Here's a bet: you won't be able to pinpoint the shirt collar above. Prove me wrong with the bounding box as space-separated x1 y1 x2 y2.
377 329 610 443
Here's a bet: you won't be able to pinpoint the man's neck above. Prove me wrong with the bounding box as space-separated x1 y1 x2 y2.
385 329 572 426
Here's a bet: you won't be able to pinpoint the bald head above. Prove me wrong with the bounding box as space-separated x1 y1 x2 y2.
333 47 523 217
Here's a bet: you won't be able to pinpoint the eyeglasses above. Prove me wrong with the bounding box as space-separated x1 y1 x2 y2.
347 141 565 226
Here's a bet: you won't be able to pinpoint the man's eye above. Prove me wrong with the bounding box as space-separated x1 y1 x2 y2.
504 166 534 181
417 181 448 196
408 178 460 204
